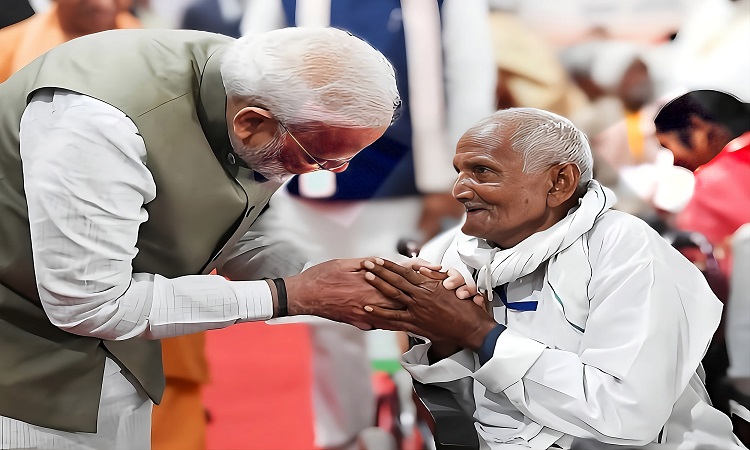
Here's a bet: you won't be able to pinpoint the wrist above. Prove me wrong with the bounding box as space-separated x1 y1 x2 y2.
283 275 304 316
476 323 506 365
265 279 278 317
464 318 501 352
427 341 462 363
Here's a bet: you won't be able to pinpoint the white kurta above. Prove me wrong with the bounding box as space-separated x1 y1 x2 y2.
403 211 744 449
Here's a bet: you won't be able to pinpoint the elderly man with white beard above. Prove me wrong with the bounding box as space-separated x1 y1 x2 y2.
0 26 400 449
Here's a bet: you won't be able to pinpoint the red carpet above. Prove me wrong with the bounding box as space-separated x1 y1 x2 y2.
203 322 317 450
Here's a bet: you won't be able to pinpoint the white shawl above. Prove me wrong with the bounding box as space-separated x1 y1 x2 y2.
456 180 616 328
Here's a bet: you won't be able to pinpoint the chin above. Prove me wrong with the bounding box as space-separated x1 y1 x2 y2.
461 222 486 240
260 169 294 183
232 135 293 182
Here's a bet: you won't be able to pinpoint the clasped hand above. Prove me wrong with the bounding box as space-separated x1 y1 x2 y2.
360 257 496 351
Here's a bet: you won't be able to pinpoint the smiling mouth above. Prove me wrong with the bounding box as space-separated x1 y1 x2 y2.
464 205 486 213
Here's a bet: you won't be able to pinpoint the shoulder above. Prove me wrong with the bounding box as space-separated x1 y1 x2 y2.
590 210 656 239
0 16 30 41
586 210 668 262
0 17 30 69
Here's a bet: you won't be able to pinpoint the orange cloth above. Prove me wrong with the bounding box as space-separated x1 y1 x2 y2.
624 110 646 163
151 378 207 450
152 333 209 450
161 332 210 383
0 4 140 82
153 329 209 450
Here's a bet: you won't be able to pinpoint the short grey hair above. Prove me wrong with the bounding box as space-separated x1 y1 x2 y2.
475 108 593 187
220 27 400 129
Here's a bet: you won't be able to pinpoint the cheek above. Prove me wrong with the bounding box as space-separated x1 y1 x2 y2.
278 151 304 172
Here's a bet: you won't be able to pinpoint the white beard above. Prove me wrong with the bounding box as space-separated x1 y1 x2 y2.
230 132 294 183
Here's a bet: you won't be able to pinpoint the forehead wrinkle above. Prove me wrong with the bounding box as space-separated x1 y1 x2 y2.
460 123 505 154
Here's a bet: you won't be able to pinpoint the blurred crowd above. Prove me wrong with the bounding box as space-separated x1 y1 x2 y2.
1 0 747 449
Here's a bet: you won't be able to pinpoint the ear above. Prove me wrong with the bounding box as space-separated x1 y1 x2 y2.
546 163 581 208
687 114 712 151
232 107 279 146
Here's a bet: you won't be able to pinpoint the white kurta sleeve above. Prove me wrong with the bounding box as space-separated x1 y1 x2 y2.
217 223 308 281
20 89 273 341
475 219 723 445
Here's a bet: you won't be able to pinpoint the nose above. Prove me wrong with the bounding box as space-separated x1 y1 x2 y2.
329 161 350 173
452 176 474 202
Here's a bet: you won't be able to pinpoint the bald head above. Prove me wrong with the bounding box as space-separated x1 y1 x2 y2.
466 108 594 188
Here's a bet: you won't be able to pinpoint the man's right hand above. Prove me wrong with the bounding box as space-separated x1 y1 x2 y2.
284 258 404 330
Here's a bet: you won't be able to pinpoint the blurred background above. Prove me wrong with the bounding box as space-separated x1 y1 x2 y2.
2 0 747 449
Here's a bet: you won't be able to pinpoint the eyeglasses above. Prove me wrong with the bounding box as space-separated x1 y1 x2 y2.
279 122 353 171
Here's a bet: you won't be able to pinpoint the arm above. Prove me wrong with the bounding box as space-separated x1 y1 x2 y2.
21 89 274 341
217 224 308 281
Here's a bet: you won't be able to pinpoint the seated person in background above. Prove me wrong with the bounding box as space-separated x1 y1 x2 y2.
359 108 745 449
654 89 750 277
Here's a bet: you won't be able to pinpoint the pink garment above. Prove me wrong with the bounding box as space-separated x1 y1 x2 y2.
677 132 750 273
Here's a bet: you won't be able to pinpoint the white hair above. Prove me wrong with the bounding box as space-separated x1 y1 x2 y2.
476 108 593 187
220 27 400 128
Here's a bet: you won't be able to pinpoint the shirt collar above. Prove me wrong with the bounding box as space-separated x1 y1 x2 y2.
196 46 250 173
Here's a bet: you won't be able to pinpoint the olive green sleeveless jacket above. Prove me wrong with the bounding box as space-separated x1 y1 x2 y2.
0 29 279 432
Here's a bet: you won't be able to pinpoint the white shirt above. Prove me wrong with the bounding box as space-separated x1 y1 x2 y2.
18 89 300 342
404 211 743 449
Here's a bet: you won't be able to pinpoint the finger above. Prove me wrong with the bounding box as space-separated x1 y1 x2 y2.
363 304 412 321
406 257 442 272
363 270 415 306
362 258 430 293
338 257 374 272
350 321 373 330
456 285 474 300
472 293 487 308
417 266 449 281
442 268 467 290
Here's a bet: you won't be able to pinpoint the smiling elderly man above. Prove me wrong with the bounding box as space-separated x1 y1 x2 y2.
360 108 744 449
0 27 399 449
